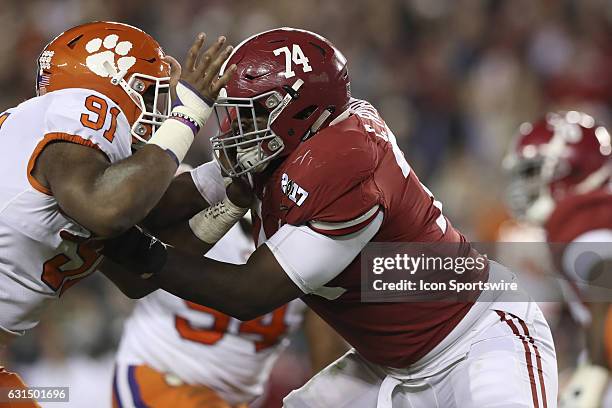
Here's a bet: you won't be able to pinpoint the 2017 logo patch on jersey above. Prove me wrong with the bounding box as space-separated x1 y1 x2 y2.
85 34 136 78
281 173 309 206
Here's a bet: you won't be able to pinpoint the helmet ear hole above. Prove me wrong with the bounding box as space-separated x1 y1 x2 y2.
66 34 84 49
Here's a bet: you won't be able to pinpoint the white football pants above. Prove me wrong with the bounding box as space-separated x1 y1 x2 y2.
284 304 557 408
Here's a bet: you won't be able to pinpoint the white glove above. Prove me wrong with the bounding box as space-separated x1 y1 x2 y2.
560 364 609 408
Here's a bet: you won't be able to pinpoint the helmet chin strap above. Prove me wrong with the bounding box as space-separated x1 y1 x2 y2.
237 145 269 174
525 192 555 225
102 61 152 142
524 119 572 225
309 109 333 133
526 162 611 225
575 162 612 194
102 60 142 110
302 106 351 142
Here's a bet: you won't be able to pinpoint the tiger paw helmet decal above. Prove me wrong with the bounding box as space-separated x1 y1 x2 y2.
36 22 172 143
85 34 136 77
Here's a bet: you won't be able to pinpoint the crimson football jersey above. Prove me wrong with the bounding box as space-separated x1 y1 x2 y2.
545 188 612 302
252 99 487 368
546 188 612 244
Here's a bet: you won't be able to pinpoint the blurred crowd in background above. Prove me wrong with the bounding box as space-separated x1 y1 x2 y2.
0 0 610 406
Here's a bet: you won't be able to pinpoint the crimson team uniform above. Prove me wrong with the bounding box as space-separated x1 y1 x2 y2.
545 190 612 408
504 111 612 407
234 98 558 407
544 185 612 296
545 188 612 331
114 223 308 407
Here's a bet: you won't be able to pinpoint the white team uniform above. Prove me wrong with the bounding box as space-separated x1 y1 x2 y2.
284 283 558 408
0 88 131 338
115 224 308 406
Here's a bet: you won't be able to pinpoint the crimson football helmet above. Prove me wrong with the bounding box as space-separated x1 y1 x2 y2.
211 27 351 176
36 21 172 144
504 111 612 224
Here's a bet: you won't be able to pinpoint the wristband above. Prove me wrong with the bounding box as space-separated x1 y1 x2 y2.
173 80 214 128
147 80 215 163
188 197 248 244
147 118 195 164
170 112 200 134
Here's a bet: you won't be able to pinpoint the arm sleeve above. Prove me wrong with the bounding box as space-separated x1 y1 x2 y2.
265 210 383 294
190 160 227 205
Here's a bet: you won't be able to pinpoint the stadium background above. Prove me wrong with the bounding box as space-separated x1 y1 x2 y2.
0 0 610 406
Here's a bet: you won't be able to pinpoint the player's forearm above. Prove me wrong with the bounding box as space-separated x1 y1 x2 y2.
90 145 177 236
585 260 612 367
101 224 295 320
153 222 214 255
152 246 297 321
152 249 273 320
141 171 210 233
99 258 159 299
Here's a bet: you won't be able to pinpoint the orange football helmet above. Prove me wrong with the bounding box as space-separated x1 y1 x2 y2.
36 21 172 143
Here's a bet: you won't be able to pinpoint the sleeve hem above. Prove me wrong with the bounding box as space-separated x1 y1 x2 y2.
27 132 106 195
265 240 313 294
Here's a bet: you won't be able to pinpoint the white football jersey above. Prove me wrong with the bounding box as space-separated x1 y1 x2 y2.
116 223 308 405
0 88 132 334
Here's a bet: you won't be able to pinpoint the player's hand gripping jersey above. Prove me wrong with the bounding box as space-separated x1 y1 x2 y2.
0 88 131 335
115 224 307 406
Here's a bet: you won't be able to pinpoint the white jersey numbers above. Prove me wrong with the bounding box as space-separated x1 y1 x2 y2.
353 100 411 178
281 172 309 206
273 44 312 79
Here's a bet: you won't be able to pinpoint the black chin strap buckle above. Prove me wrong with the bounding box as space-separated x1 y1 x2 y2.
282 85 300 100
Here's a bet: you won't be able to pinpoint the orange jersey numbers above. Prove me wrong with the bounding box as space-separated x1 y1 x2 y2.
239 307 290 351
175 302 289 352
80 95 120 142
41 230 103 295
103 107 121 142
175 302 231 346
80 95 108 130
